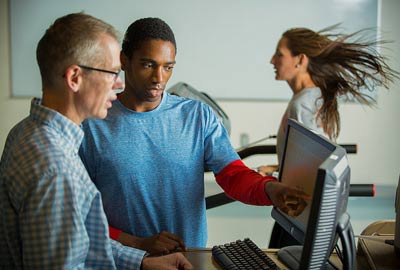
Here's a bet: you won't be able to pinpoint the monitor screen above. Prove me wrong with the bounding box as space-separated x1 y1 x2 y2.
275 120 335 240
271 119 354 270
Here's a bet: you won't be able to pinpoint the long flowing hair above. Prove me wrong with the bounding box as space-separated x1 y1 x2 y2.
283 26 399 140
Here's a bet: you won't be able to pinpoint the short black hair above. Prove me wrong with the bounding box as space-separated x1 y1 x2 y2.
122 17 176 58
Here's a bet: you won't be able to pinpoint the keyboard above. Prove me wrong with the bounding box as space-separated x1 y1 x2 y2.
212 238 279 270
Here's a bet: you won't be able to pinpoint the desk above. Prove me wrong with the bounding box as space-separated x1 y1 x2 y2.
183 248 342 270
183 246 391 270
183 221 399 269
357 235 400 270
356 220 400 270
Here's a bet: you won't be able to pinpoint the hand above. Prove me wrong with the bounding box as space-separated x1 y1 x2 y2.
257 165 278 176
141 253 193 270
118 231 187 255
264 181 310 217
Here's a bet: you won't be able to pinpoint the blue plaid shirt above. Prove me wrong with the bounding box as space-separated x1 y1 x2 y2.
0 98 145 269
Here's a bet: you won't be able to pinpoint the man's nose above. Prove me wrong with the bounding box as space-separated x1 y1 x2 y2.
113 75 125 90
152 66 164 83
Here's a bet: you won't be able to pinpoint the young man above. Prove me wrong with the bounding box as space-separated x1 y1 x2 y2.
0 13 192 270
80 17 308 255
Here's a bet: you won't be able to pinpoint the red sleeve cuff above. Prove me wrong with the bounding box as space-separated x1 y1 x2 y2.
109 226 122 240
215 159 277 205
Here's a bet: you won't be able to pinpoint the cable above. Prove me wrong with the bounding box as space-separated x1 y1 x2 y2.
328 258 340 270
334 244 343 263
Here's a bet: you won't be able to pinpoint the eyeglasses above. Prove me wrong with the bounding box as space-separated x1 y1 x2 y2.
78 65 121 82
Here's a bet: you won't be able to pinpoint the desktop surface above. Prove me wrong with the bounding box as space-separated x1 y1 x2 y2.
356 220 400 270
183 247 343 270
357 235 400 270
184 220 399 270
183 248 287 270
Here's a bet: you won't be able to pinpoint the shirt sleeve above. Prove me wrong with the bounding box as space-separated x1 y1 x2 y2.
288 89 324 135
19 173 100 269
111 239 146 270
290 102 316 129
18 167 146 269
109 226 122 240
215 159 277 205
202 104 240 174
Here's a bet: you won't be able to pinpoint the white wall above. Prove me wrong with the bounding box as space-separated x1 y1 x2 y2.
0 0 30 147
9 0 378 100
1 0 399 191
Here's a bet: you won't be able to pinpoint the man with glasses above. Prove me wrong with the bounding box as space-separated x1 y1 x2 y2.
0 13 192 270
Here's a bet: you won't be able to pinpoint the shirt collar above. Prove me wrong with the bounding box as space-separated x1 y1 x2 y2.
30 97 84 153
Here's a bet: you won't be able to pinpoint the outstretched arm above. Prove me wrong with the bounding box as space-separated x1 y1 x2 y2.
216 160 309 216
215 159 276 205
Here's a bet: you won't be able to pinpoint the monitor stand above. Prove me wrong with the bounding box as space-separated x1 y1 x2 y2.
277 213 356 270
277 246 336 270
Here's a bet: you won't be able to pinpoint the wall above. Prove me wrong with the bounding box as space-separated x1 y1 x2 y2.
0 0 30 147
1 0 399 192
9 0 378 100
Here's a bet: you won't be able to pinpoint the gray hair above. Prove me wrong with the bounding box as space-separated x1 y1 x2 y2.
36 12 120 88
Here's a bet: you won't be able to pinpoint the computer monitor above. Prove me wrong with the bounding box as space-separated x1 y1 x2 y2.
271 119 356 270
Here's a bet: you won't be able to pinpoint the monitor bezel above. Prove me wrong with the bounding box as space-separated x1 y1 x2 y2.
273 119 338 241
299 149 350 269
271 119 351 269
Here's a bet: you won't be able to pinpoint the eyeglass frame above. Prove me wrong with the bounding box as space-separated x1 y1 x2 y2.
78 65 121 82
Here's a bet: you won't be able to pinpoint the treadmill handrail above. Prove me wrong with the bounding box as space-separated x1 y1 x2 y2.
237 144 357 159
206 184 375 210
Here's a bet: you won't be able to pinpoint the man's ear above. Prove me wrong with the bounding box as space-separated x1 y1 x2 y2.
64 65 82 92
120 51 129 71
